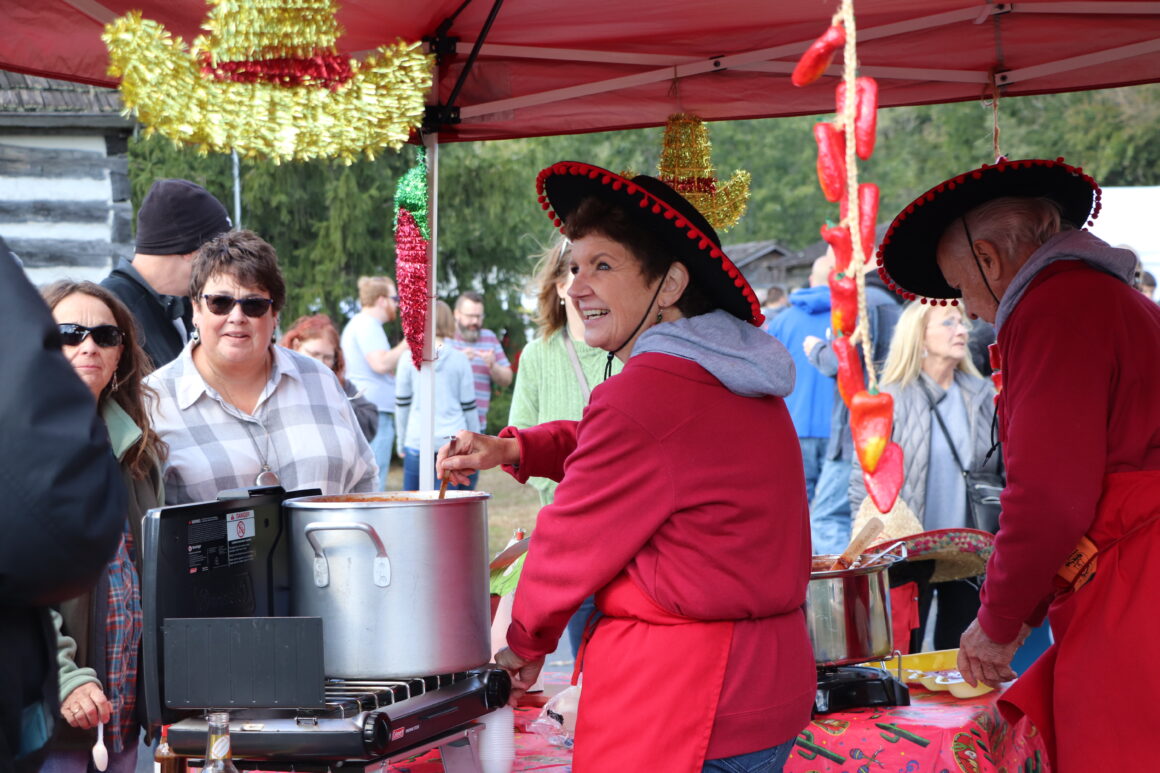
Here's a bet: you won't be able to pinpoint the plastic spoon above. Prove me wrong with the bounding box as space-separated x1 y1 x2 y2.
92 722 108 772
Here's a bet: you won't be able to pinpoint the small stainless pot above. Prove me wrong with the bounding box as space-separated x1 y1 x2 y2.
806 549 904 666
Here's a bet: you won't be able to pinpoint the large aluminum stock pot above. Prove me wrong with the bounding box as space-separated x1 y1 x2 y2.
806 550 904 666
285 491 492 678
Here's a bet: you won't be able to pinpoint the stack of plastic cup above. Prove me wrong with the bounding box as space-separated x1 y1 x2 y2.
476 705 515 773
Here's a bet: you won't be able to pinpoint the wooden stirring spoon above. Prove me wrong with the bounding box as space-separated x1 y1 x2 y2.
829 516 884 571
438 437 457 499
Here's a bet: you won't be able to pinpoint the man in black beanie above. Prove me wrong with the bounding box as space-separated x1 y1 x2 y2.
101 179 231 368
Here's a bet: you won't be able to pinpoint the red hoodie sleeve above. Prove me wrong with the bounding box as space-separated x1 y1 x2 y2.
504 399 677 661
499 420 580 483
978 282 1111 643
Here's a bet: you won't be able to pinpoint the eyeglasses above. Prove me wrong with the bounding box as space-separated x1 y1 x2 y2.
58 323 123 348
202 294 274 317
936 317 972 331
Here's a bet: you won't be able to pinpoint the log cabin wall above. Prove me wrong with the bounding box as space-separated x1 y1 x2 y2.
0 72 133 287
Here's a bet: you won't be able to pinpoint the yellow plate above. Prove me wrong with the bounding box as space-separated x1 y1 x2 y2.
863 649 995 697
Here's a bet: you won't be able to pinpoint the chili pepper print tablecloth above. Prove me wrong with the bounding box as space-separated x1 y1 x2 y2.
787 687 1048 773
388 682 1045 772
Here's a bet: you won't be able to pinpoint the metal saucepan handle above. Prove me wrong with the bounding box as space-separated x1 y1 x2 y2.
855 540 909 568
303 521 391 588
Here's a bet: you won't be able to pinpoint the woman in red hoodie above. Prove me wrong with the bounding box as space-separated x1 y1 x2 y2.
439 162 815 772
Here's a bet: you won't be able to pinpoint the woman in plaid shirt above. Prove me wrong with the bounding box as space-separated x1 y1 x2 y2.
147 230 377 504
39 281 164 773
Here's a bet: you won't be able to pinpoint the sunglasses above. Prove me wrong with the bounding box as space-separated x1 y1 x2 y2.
202 294 274 317
58 323 123 348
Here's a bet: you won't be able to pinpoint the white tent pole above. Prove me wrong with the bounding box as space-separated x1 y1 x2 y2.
418 131 439 491
231 149 242 228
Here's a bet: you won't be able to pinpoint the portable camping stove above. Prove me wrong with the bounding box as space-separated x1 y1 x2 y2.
814 663 910 714
165 669 511 771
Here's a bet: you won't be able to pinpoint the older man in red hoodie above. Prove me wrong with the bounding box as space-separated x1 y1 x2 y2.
877 158 1160 772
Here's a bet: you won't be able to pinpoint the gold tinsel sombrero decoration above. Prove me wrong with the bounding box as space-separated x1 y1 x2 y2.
622 113 751 232
656 113 751 231
103 0 433 163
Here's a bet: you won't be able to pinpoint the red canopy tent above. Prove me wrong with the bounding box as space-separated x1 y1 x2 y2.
6 0 1159 486
5 0 1160 141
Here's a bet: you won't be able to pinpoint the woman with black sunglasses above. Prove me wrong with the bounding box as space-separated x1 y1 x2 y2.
39 280 165 773
145 229 377 504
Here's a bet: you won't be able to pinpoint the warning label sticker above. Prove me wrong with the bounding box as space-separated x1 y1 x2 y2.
186 510 256 572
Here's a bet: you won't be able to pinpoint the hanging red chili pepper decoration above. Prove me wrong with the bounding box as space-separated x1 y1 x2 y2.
833 335 865 407
791 24 846 87
850 389 893 473
864 441 904 513
814 122 846 203
829 268 857 337
835 77 879 160
858 182 879 263
820 223 854 273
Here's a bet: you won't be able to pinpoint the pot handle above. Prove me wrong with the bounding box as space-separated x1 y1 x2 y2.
303 521 391 588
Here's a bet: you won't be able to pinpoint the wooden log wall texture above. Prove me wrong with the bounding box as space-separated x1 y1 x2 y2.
0 132 132 280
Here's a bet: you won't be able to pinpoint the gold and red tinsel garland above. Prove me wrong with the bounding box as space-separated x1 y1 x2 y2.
103 0 433 163
394 148 430 370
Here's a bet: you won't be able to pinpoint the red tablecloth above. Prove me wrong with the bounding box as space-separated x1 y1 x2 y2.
388 676 1048 772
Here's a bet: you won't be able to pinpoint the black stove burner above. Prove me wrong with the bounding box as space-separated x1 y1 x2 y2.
315 672 472 718
814 665 910 714
166 667 511 761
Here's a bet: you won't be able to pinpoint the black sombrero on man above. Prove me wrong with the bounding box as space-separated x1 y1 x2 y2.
536 161 763 326
876 158 1102 302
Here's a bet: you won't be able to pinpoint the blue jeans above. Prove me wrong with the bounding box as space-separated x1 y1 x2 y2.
798 437 827 504
703 739 795 773
565 595 600 657
809 456 852 555
370 411 395 490
40 743 138 773
403 447 478 491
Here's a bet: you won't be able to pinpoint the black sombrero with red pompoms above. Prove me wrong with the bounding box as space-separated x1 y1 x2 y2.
536 161 764 326
877 157 1102 302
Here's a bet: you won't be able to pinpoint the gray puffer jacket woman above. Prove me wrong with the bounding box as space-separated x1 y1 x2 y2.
849 370 999 527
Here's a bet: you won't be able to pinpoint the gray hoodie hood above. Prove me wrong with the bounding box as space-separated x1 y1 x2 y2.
995 229 1137 331
632 309 795 397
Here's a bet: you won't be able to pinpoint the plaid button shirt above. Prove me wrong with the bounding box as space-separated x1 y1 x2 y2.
147 344 379 504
